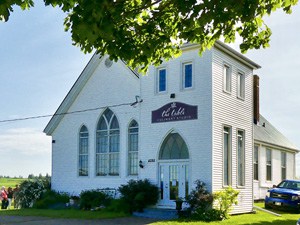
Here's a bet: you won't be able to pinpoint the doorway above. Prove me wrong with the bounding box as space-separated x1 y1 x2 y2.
158 132 189 207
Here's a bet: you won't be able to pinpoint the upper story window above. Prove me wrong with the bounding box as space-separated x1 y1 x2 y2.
281 152 287 180
237 130 245 186
223 126 231 186
223 64 231 93
182 62 193 89
79 125 89 176
237 72 245 99
128 120 139 176
266 148 272 181
254 145 259 180
157 68 167 93
96 108 120 176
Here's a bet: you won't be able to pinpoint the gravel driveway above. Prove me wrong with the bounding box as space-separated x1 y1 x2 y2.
0 216 159 225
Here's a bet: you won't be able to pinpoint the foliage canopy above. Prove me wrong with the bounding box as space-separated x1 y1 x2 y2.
1 0 298 70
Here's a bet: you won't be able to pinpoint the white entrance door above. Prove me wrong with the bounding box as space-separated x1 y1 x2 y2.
159 163 189 207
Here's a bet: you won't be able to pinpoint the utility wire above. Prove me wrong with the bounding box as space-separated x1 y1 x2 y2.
0 102 134 124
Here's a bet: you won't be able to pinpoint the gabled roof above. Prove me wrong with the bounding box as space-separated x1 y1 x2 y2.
44 54 139 135
43 53 102 135
254 115 299 152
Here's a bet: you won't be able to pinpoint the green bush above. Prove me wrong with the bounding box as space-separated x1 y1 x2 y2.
118 179 159 213
79 189 112 210
214 186 239 219
191 208 223 221
33 190 69 209
186 180 214 213
14 177 51 208
106 199 130 213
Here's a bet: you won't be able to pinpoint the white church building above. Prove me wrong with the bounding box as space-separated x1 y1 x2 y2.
44 41 298 214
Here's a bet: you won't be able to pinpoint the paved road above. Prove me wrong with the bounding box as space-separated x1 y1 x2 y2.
0 216 159 225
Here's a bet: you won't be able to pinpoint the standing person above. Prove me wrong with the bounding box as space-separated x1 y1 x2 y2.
13 184 20 209
7 187 13 209
1 186 8 209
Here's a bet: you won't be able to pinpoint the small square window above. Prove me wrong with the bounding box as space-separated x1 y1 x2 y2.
182 63 193 89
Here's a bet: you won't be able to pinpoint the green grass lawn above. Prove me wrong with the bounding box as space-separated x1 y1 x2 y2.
0 203 299 224
0 178 25 188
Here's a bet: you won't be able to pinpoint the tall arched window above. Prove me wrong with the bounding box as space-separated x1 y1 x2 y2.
159 133 189 160
79 125 89 176
96 109 120 176
128 120 138 175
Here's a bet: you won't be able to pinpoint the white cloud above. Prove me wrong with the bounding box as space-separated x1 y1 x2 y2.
0 128 51 156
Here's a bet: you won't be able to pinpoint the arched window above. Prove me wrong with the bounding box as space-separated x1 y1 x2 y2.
159 133 189 160
128 120 138 175
79 125 89 176
96 108 120 176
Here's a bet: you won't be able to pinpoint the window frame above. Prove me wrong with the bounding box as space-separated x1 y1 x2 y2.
181 61 194 90
266 148 272 181
281 152 287 180
237 129 245 187
78 125 89 177
128 120 139 176
237 71 245 99
96 109 120 177
156 67 167 93
254 145 259 181
223 64 232 93
223 126 232 187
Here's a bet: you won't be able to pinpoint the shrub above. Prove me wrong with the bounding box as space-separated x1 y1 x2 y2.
191 208 223 221
14 177 51 208
186 180 214 213
33 190 69 209
214 186 239 219
79 189 112 210
118 179 159 213
106 199 130 213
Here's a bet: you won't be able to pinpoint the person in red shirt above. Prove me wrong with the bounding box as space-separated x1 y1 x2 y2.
1 186 8 209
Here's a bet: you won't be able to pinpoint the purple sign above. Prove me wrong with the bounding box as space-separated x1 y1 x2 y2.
152 102 198 123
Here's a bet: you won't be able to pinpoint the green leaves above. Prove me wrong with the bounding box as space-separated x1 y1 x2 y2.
0 0 34 21
1 0 298 71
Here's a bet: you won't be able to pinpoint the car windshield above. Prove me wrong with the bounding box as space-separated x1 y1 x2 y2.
277 180 300 190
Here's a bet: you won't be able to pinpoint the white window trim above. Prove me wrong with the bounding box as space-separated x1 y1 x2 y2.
266 148 272 181
237 129 245 187
127 120 139 176
253 145 259 181
95 110 120 177
181 61 194 90
78 125 89 177
223 63 232 94
281 152 287 180
237 71 245 100
223 125 232 187
156 67 167 94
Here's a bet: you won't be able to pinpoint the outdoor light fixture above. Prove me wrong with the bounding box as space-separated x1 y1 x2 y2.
131 95 143 107
139 160 144 168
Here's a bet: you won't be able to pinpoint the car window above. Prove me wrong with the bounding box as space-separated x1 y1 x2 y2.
277 181 300 190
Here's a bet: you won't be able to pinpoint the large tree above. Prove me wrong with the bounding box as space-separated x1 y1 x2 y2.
1 0 298 70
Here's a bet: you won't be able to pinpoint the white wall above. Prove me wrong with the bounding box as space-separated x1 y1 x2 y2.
51 56 140 195
139 46 213 191
253 143 296 199
211 47 254 213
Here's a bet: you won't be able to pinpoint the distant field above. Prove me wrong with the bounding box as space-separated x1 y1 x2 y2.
0 178 26 188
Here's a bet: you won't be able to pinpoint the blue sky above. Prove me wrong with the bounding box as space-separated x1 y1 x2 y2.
0 2 300 177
